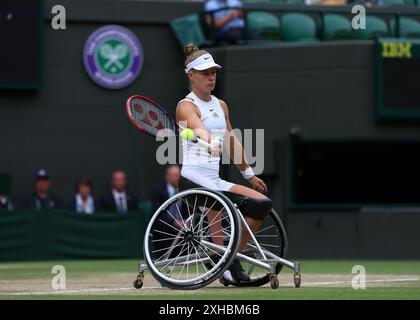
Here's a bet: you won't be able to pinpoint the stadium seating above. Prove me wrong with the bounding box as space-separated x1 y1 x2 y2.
170 14 206 48
322 14 354 40
355 16 390 39
281 13 319 41
390 16 420 37
170 4 420 47
241 0 271 3
382 0 406 5
247 11 282 40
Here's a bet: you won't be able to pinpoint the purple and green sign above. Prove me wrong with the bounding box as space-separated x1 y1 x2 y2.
83 25 143 89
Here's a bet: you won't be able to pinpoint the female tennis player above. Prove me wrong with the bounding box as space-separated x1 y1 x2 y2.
176 44 272 283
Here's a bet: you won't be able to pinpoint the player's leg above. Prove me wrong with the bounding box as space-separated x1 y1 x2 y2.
206 208 224 246
222 183 271 282
228 184 268 251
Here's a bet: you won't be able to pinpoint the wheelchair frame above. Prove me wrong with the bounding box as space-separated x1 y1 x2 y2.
134 188 301 290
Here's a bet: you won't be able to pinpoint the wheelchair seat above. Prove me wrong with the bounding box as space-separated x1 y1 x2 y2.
179 176 272 220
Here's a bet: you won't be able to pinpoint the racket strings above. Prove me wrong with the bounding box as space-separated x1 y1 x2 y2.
130 99 175 137
131 106 158 136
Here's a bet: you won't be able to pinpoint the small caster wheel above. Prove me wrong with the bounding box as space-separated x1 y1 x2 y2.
219 277 229 287
294 273 301 288
270 278 279 289
133 278 143 289
269 274 279 289
133 272 144 289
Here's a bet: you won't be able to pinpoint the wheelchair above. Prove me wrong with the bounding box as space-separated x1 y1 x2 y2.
133 187 301 290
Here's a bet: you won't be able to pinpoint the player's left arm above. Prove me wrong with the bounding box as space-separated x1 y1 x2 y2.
219 100 267 193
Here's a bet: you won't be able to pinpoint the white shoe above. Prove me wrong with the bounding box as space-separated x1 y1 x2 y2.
222 270 234 282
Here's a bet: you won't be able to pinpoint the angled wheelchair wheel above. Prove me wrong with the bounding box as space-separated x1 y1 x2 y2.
144 188 241 290
224 209 288 287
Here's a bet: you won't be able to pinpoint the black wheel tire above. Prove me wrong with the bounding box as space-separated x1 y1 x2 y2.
133 279 143 289
227 209 288 288
294 275 301 288
145 189 242 290
219 277 230 287
270 278 279 289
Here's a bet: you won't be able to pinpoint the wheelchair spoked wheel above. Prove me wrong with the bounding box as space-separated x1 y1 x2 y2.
144 188 241 290
221 209 288 287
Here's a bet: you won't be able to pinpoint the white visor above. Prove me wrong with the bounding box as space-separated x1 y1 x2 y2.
184 53 222 73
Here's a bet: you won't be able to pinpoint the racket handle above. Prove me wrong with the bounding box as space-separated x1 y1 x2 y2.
195 137 212 149
196 137 223 158
178 124 214 151
195 137 223 158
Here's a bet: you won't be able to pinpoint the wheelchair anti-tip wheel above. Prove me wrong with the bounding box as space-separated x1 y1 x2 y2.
219 209 288 288
144 188 242 290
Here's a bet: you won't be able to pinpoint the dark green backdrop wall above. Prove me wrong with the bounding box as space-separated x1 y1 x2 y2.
0 209 146 261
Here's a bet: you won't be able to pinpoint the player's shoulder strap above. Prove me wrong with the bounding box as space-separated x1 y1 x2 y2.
176 93 200 109
214 96 228 119
176 94 202 120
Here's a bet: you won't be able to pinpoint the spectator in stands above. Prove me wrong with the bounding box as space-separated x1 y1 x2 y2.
0 195 14 211
346 0 383 6
0 173 14 212
70 178 96 214
151 165 181 214
305 0 348 5
204 0 261 44
99 170 138 213
22 169 63 210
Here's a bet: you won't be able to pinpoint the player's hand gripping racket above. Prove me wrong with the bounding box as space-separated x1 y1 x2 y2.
126 95 214 151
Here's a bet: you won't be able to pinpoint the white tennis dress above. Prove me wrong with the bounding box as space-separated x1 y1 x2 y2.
177 91 235 191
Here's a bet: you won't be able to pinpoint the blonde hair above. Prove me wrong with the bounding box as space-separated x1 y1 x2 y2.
184 43 208 69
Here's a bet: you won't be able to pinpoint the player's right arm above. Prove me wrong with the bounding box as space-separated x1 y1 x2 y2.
176 101 213 145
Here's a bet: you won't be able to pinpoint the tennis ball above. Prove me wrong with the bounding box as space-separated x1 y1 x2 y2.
180 128 194 141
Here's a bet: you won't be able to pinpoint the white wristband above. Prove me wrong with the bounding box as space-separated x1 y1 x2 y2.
240 167 254 180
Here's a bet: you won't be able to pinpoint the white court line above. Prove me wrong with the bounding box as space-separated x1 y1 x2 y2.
303 278 419 287
2 286 163 296
2 277 419 295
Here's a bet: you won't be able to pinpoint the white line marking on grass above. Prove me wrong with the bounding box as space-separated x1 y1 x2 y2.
2 278 419 295
303 278 419 287
2 286 164 296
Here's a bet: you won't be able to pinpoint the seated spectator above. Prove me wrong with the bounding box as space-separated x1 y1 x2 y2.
346 0 383 6
99 170 138 213
151 165 181 214
22 169 63 210
70 178 96 214
204 0 261 44
0 173 14 212
0 195 14 211
305 0 348 5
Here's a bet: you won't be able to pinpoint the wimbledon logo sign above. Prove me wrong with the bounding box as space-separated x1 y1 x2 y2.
83 25 144 89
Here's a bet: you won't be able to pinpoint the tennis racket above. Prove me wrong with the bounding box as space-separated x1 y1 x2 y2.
126 95 211 149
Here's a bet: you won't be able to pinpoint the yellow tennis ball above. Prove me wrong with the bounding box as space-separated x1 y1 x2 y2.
180 128 194 141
